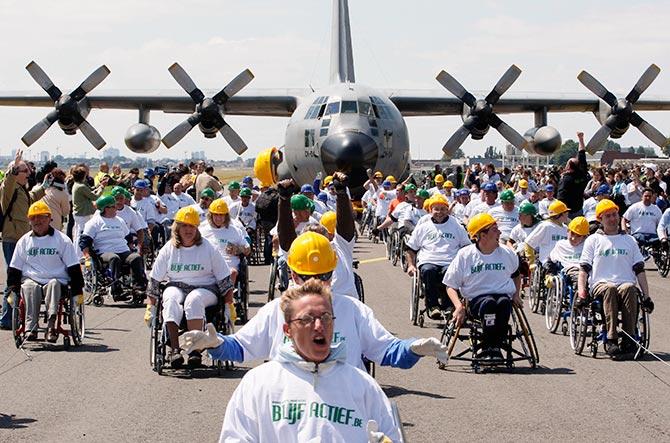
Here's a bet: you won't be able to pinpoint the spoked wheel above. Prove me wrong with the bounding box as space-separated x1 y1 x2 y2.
400 238 408 273
634 306 651 360
354 273 365 304
69 301 85 346
268 258 278 303
569 304 588 355
545 276 563 333
391 231 400 266
11 298 25 349
150 301 165 375
514 306 539 367
410 274 420 326
656 246 670 278
528 266 541 313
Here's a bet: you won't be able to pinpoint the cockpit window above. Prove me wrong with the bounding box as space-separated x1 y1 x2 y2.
341 101 357 114
369 96 391 119
324 101 340 116
358 101 371 116
304 96 329 119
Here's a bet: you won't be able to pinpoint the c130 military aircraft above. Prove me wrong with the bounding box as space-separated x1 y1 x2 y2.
0 0 669 198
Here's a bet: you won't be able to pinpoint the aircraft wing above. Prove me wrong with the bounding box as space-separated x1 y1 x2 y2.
0 88 308 117
385 89 670 117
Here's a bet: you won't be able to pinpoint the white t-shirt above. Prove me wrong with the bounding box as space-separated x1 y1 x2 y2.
331 233 356 298
229 201 257 230
116 205 147 234
173 192 196 208
160 193 181 220
443 244 519 300
509 223 537 252
488 206 519 240
220 358 398 443
374 190 395 217
469 201 500 218
131 196 160 224
405 216 471 267
514 191 529 206
580 232 644 286
149 240 230 286
538 198 555 218
201 222 248 270
82 213 130 255
451 202 468 224
233 295 398 370
224 195 240 207
312 199 329 215
623 202 662 235
524 220 567 264
583 197 598 222
658 208 670 239
10 229 79 285
549 239 584 269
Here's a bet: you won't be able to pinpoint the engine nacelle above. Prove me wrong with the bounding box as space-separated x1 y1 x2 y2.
124 123 161 153
523 126 562 156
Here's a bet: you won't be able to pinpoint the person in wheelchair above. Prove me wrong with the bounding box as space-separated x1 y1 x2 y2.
189 187 216 224
621 188 662 254
112 186 148 254
443 213 523 362
405 194 471 320
575 199 655 360
374 184 421 237
200 198 250 285
79 195 147 301
507 201 540 252
7 202 84 342
228 187 257 239
546 216 589 284
147 206 234 369
659 205 670 250
131 179 167 253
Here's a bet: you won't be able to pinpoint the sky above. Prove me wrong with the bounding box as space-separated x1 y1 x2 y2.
0 0 668 162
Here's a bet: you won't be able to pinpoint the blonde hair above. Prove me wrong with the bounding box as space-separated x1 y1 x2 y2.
206 211 230 228
171 221 203 248
280 279 333 322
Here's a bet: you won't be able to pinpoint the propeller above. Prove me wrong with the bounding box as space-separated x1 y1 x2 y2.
436 65 528 155
578 64 668 153
22 61 110 149
162 63 254 154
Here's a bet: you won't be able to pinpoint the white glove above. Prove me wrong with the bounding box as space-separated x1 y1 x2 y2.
179 323 223 355
410 337 448 364
366 420 392 443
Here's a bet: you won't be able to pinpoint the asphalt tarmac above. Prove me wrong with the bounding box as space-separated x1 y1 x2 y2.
1 237 669 442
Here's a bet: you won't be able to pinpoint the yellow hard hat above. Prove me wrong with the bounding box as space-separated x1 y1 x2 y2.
320 211 337 235
443 180 454 188
28 201 51 218
174 206 200 227
423 196 433 211
323 175 333 186
547 200 569 218
428 194 449 210
373 171 383 178
253 147 278 187
434 174 444 183
467 213 497 239
385 175 397 183
287 231 337 275
568 216 589 236
595 199 619 219
209 198 229 215
518 179 529 189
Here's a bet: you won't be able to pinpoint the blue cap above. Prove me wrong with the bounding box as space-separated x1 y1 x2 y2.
458 188 470 197
133 179 149 189
382 180 392 188
545 184 555 192
242 176 253 184
317 192 328 203
483 182 497 192
144 168 155 178
596 184 611 196
301 184 315 194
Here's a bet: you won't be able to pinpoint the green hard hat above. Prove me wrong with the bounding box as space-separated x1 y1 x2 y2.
228 181 241 190
500 189 515 202
240 188 252 197
519 201 537 216
417 189 430 199
291 194 313 211
200 187 216 199
96 195 116 212
404 184 417 192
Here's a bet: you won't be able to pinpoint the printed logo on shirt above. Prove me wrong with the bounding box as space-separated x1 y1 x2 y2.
170 263 204 272
283 331 346 344
426 231 455 241
551 234 567 241
27 247 58 257
598 248 629 257
470 262 506 274
637 210 657 217
271 400 363 428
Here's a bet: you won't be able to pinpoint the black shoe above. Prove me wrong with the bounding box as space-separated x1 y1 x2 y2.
112 293 130 302
169 350 184 369
605 341 621 359
488 347 504 361
188 351 202 368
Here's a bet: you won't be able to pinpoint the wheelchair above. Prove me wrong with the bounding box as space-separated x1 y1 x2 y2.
409 270 451 328
359 206 374 237
439 301 539 373
654 242 670 278
233 255 250 324
390 228 407 267
82 253 145 307
353 260 365 304
545 270 577 334
142 224 166 271
150 284 234 375
569 287 650 360
249 224 267 266
11 285 84 350
527 261 547 314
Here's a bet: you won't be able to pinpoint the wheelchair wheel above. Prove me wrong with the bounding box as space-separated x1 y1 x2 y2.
410 273 420 326
569 304 588 355
528 265 542 313
545 275 563 333
656 246 670 278
354 272 365 304
235 259 250 324
513 306 539 367
391 231 400 266
11 297 25 349
150 299 166 375
634 304 651 361
400 241 408 273
268 257 278 303
68 301 85 347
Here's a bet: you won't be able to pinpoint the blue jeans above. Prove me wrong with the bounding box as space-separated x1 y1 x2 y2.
1 240 17 327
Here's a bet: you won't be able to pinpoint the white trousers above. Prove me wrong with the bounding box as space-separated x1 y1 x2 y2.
21 278 61 330
73 214 93 258
162 286 217 324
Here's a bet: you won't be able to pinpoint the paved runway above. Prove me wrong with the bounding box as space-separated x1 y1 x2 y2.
1 237 669 441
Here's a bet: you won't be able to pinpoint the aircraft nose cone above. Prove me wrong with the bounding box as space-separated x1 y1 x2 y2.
321 131 378 190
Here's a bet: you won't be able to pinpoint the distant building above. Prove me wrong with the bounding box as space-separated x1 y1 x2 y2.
103 147 120 159
40 151 49 162
192 151 206 161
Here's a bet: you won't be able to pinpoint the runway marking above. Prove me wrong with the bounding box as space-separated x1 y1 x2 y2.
358 257 388 265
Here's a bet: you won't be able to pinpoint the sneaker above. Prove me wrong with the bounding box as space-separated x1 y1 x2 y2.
46 328 58 343
605 341 621 358
168 350 184 369
428 307 442 320
188 351 202 368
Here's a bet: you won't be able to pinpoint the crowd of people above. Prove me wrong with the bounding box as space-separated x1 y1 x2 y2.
0 129 667 440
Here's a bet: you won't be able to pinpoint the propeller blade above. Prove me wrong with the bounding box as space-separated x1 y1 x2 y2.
436 71 476 107
488 114 527 150
577 71 617 107
162 114 202 148
626 64 661 104
630 112 669 148
213 69 254 104
485 64 522 105
219 122 248 155
585 124 613 154
78 120 107 150
168 63 205 103
21 110 59 146
442 125 471 156
71 65 111 101
25 61 61 101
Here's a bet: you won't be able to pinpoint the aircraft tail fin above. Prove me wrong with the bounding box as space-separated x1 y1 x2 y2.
330 0 355 84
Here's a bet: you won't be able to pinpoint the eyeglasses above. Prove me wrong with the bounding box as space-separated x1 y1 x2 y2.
288 312 335 327
297 272 332 282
